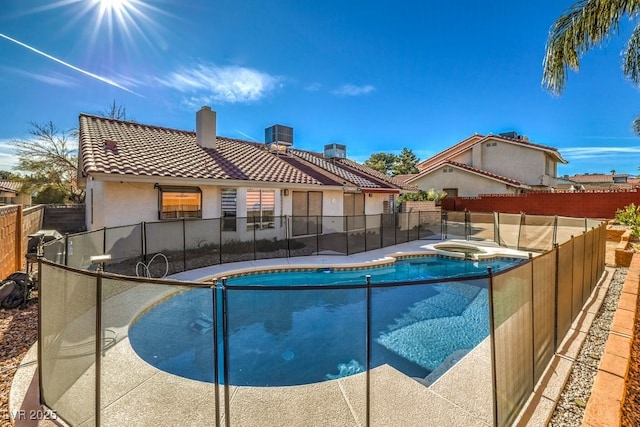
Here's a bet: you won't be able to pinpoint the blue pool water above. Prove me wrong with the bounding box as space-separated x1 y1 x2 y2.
129 256 523 386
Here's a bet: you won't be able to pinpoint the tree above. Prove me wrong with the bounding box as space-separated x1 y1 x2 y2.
364 152 397 175
392 148 419 175
13 101 131 204
542 1 640 133
0 170 20 180
13 121 83 203
99 100 133 121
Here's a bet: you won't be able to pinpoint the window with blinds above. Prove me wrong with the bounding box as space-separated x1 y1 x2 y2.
221 188 237 231
156 185 202 220
247 190 275 230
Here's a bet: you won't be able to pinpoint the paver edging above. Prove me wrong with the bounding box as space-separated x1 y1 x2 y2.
583 252 640 426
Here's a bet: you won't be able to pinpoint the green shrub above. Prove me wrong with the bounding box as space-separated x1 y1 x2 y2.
615 203 640 237
398 188 447 203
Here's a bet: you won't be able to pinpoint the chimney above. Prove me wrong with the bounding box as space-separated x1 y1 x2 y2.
196 106 217 149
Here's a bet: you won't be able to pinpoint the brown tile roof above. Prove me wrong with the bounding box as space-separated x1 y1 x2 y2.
444 161 525 186
569 174 613 183
412 160 526 187
0 181 22 192
335 158 416 190
416 133 567 171
288 149 387 189
79 114 324 185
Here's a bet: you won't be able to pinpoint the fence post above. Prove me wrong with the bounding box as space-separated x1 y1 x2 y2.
211 280 221 427
285 215 290 258
553 243 559 350
221 278 231 427
486 267 498 426
141 221 147 263
365 274 372 427
253 218 257 260
95 271 103 426
380 214 384 248
345 215 350 255
441 210 448 240
219 218 223 265
517 213 524 251
64 234 69 266
182 219 187 272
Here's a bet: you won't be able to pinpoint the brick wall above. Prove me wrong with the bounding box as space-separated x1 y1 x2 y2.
0 205 21 279
43 205 86 233
399 201 439 213
441 188 640 219
0 205 45 279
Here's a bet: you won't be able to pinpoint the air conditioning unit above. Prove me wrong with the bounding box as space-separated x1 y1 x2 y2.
265 124 293 152
324 143 347 159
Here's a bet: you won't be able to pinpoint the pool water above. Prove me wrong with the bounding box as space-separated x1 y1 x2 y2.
224 256 519 286
128 256 523 387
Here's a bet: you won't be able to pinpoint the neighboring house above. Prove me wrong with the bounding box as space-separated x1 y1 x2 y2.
565 173 637 190
0 180 31 205
403 132 567 197
77 107 412 234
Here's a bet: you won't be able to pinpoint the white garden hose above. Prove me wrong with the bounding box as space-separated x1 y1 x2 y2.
135 253 169 278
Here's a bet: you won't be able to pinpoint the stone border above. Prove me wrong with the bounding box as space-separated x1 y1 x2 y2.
582 253 640 426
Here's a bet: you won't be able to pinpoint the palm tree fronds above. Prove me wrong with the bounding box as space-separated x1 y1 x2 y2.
543 0 640 94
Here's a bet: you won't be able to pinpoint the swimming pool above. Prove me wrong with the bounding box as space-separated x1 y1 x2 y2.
129 255 524 387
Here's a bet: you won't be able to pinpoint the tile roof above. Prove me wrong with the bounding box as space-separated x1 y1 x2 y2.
335 158 416 190
79 114 408 192
79 114 323 185
416 133 567 171
0 181 22 192
288 149 386 189
413 160 526 187
569 174 613 183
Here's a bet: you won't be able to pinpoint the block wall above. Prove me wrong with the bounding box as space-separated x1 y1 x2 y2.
441 189 640 219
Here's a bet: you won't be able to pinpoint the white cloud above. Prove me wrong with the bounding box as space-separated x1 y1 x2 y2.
331 84 375 96
305 82 322 92
561 146 640 160
0 140 18 171
159 64 281 105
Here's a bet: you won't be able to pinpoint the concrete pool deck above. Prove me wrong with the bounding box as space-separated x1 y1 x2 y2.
9 238 613 426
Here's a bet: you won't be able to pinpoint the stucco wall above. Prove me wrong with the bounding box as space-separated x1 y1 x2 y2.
86 179 368 232
411 168 516 197
480 141 546 186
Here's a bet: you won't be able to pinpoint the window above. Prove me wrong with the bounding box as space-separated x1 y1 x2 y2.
156 185 202 220
247 190 275 230
221 188 237 231
443 188 458 197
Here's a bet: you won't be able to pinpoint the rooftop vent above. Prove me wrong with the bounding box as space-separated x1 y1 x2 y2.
265 124 293 153
324 143 347 159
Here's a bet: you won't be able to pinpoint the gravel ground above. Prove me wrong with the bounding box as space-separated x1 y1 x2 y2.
548 268 626 426
0 295 38 427
0 267 637 427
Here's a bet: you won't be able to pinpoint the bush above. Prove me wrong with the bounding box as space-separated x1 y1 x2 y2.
33 185 68 204
615 204 640 237
398 188 447 203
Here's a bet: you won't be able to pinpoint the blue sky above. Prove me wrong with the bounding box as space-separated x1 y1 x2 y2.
2 0 640 177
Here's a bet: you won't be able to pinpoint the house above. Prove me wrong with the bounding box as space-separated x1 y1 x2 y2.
77 107 412 235
564 173 637 191
403 132 567 197
0 180 31 205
